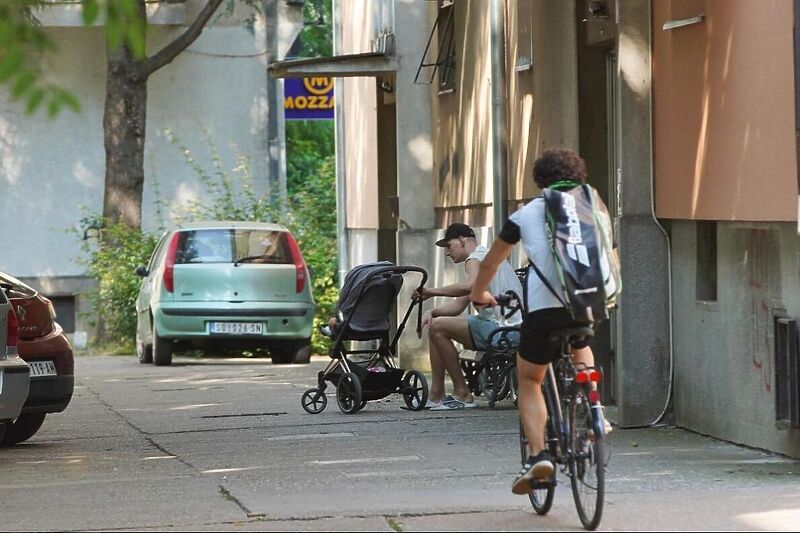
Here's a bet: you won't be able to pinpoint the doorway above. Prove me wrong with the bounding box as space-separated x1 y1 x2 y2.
576 0 619 405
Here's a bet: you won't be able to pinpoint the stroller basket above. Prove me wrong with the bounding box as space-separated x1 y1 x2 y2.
301 262 430 414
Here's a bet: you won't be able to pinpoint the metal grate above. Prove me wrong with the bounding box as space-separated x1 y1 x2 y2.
774 317 800 427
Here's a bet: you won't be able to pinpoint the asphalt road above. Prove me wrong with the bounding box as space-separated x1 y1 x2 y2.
1 354 798 531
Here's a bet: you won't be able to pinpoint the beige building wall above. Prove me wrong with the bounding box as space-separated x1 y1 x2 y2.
432 0 579 227
653 0 797 221
507 0 580 205
432 1 493 227
341 1 379 230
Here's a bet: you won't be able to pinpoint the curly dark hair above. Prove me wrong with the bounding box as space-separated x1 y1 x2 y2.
532 146 587 189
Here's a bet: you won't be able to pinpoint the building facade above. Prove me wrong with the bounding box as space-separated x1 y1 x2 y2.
0 0 302 347
322 0 800 458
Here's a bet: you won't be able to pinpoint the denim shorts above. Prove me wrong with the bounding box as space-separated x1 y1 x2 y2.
467 315 520 352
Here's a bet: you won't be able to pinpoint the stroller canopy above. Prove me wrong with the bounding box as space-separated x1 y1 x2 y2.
336 261 403 335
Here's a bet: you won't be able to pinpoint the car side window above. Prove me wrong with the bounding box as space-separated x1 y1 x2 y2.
147 233 169 272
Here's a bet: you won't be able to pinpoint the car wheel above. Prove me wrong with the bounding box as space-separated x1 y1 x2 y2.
270 340 310 364
270 345 294 365
1 413 46 446
152 322 173 366
136 328 153 364
293 342 312 364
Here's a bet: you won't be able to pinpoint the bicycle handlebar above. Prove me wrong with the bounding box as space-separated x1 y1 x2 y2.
492 290 523 318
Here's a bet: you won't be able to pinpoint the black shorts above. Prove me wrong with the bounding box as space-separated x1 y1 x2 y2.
518 308 592 365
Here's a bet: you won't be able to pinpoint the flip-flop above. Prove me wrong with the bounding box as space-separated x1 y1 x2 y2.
430 398 477 410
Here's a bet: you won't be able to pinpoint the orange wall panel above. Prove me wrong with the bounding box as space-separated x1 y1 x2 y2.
653 0 797 221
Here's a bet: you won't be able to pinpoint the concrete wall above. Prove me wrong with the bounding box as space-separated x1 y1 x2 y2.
671 220 800 458
0 4 290 342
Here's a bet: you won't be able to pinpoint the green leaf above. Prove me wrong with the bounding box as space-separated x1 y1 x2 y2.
25 87 44 113
10 70 35 100
82 0 100 25
118 0 139 18
0 46 23 82
46 96 60 118
58 89 81 112
126 18 146 59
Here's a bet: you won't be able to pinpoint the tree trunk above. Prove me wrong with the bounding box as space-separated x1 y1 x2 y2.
102 45 147 229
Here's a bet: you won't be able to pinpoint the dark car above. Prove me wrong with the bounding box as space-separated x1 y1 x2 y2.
0 271 74 445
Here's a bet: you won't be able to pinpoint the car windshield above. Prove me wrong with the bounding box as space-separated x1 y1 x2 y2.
175 229 293 265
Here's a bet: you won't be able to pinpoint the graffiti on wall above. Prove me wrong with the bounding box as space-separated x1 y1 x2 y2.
745 229 779 393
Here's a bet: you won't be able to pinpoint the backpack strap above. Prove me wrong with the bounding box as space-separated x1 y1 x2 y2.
528 260 568 308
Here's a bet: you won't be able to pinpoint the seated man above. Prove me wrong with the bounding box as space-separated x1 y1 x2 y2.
414 223 523 410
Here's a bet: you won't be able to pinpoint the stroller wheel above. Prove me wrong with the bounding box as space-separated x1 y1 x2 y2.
301 388 327 414
336 372 363 414
402 370 429 411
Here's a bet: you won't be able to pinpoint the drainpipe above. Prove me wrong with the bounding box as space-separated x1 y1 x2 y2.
333 0 349 287
490 0 508 234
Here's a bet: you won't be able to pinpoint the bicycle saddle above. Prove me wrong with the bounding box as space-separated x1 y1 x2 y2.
548 326 595 344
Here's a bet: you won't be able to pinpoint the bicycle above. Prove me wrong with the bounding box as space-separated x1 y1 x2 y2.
496 293 606 531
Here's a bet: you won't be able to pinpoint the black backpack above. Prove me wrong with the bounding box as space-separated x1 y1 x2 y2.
529 182 620 324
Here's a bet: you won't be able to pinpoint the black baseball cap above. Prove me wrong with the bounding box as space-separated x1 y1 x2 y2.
435 223 476 247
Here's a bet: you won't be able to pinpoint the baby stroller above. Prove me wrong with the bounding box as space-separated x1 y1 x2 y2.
300 262 430 414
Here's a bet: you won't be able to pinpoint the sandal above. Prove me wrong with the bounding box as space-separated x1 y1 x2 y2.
429 398 477 410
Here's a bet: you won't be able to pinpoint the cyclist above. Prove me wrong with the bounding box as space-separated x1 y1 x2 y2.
470 147 611 495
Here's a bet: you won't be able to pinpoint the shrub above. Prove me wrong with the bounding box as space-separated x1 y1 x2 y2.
75 214 160 353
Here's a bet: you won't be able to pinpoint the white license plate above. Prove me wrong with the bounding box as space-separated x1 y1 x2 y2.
29 360 57 377
209 322 264 335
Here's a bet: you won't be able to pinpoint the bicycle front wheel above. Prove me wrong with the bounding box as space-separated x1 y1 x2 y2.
568 390 605 530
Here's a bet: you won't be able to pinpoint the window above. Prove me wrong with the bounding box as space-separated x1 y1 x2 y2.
695 221 717 302
49 296 76 334
775 317 800 428
414 0 456 93
176 229 293 265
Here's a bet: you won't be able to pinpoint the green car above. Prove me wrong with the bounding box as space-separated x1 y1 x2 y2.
134 221 315 366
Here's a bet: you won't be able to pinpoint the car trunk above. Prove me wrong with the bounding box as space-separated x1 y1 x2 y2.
171 263 299 303
11 295 53 340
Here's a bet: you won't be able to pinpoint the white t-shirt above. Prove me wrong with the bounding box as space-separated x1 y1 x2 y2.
501 198 564 312
466 245 523 325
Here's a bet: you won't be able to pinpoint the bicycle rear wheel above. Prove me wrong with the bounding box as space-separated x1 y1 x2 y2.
568 390 605 530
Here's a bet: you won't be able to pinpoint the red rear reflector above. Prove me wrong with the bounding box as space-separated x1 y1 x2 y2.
285 233 307 293
575 371 589 384
7 308 19 348
163 233 181 293
588 390 601 403
589 370 602 382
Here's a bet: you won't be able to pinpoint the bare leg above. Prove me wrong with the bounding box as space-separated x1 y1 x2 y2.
428 317 475 402
427 335 447 403
516 355 549 455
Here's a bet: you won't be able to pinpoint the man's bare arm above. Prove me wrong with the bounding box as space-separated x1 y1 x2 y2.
431 295 470 317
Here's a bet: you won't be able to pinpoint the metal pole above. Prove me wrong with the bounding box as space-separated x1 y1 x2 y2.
333 0 349 287
490 0 508 234
265 0 287 204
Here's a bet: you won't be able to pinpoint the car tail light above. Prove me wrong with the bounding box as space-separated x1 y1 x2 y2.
576 371 589 384
163 233 181 293
7 308 19 353
588 390 601 404
285 233 307 293
589 370 602 382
